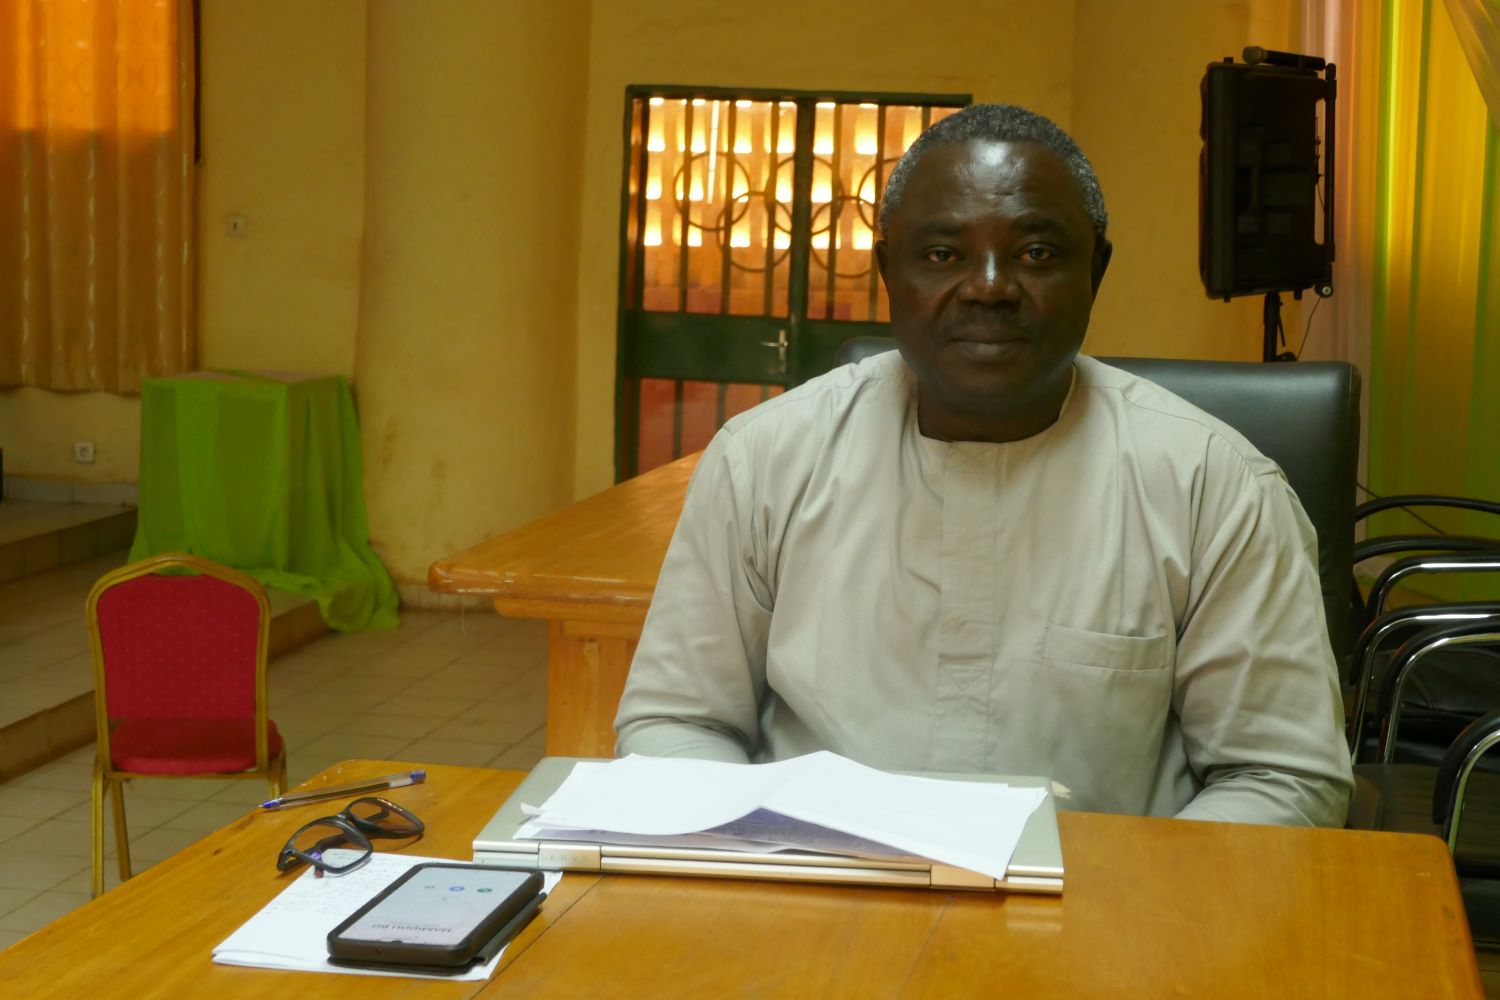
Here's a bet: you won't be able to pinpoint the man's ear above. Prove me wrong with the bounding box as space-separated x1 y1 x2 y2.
874 238 889 285
1090 238 1112 296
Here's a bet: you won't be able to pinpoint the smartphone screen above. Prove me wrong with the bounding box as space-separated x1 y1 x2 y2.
338 868 536 947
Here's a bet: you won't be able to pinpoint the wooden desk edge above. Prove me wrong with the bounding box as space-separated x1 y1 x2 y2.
426 561 655 607
0 759 1484 999
426 453 700 601
0 759 599 997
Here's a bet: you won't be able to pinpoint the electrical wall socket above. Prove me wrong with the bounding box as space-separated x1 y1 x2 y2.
73 441 95 464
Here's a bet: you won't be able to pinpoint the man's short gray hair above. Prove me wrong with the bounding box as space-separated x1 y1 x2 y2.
877 103 1108 244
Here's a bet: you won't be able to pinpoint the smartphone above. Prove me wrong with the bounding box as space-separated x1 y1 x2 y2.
327 863 545 973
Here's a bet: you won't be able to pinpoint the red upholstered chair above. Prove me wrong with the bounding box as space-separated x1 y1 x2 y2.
86 553 286 897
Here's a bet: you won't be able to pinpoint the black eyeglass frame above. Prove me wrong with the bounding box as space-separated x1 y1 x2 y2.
275 796 425 876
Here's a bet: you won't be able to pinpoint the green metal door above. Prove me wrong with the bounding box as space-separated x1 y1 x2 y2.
615 86 968 478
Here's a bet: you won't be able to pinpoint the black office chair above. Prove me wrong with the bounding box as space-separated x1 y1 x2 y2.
1357 706 1500 947
1345 497 1500 766
1340 512 1500 915
1337 487 1500 952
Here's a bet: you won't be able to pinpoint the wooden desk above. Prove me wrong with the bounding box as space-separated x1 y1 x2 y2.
430 454 697 756
0 760 1482 998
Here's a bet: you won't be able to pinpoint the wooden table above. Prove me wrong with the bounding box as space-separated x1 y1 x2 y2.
429 454 698 756
0 759 1481 998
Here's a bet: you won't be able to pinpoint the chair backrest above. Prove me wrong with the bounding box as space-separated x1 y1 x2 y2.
832 338 1362 673
87 553 270 723
835 337 898 367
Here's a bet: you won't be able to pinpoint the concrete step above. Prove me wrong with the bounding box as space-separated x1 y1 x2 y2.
0 501 137 585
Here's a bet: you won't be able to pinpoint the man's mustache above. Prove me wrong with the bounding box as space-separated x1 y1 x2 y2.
940 307 1038 340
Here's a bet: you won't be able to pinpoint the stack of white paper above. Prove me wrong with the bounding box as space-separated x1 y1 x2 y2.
213 850 562 981
518 752 1047 881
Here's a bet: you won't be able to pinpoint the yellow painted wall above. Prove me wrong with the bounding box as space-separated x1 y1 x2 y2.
569 0 1306 497
354 0 589 583
197 0 367 376
0 388 140 483
1071 0 1303 362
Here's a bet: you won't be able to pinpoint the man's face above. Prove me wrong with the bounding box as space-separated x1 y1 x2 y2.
875 139 1110 441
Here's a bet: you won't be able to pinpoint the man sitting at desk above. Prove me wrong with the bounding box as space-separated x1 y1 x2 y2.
614 104 1353 827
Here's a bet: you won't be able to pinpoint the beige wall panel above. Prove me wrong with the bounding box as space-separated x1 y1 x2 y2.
355 0 590 584
0 388 140 483
1071 0 1303 363
196 0 368 376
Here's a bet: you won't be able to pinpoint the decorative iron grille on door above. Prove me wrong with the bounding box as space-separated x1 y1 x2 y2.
615 87 968 478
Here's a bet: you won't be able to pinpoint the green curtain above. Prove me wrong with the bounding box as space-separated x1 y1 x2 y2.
130 372 400 632
1368 0 1500 578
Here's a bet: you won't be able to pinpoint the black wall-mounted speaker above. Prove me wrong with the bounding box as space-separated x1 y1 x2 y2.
1200 53 1334 300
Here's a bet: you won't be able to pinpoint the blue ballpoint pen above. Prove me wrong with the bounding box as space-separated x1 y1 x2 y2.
260 769 427 809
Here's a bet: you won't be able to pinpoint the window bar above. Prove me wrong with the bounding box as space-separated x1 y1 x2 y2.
762 103 782 317
619 96 652 481
677 101 695 312
623 98 653 479
630 100 653 311
823 103 843 319
719 100 736 316
867 103 888 318
784 101 817 386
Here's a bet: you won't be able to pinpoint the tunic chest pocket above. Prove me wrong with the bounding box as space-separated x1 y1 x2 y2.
1042 623 1172 672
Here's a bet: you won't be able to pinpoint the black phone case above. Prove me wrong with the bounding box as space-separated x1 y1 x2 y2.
326 862 544 971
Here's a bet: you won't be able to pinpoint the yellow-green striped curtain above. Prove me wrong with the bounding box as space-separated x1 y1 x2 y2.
1365 0 1500 539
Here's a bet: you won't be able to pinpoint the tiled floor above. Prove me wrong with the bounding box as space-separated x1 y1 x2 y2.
0 599 548 951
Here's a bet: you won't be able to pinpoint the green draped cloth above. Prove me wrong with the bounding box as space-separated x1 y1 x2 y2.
130 371 399 632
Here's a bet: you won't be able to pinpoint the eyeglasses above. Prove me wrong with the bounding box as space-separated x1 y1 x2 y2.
276 797 425 877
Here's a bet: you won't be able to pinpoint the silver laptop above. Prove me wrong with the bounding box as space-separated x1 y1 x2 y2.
472 757 1064 894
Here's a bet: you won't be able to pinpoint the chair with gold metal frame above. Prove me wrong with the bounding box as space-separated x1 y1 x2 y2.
86 552 286 897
